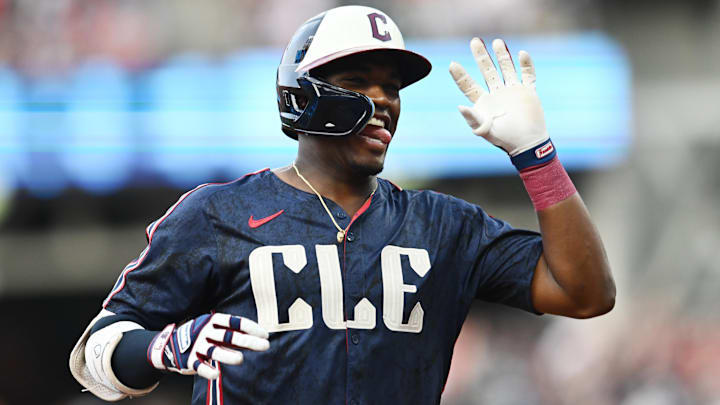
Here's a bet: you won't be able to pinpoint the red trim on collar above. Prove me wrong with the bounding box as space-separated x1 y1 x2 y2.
386 179 403 191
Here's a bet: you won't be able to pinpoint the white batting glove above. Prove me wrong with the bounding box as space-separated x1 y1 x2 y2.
148 313 270 380
450 38 556 170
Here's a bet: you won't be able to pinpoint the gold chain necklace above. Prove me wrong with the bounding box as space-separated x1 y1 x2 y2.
292 162 376 243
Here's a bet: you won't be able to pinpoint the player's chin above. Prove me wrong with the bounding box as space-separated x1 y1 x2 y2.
346 144 386 174
349 157 385 177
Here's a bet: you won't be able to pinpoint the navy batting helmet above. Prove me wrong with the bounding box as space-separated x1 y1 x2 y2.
276 5 431 139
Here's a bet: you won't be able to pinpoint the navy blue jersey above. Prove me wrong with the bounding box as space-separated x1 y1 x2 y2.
103 169 542 405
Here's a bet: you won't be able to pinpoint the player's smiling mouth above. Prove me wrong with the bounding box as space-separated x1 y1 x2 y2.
367 116 387 128
358 115 392 146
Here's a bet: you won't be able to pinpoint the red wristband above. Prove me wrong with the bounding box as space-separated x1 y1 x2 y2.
519 157 577 211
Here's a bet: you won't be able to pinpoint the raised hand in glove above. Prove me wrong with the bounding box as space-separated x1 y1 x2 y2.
148 313 270 380
450 38 555 171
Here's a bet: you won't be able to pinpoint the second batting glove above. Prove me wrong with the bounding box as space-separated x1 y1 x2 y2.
450 38 555 171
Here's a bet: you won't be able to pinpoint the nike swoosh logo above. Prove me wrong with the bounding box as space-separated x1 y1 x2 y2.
248 210 284 228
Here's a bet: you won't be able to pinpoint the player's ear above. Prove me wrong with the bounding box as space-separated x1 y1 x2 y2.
296 94 308 110
283 90 309 112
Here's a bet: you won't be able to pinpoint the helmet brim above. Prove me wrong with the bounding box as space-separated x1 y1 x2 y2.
297 47 431 89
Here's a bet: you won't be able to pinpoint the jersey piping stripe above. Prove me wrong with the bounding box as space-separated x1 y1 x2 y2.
217 363 224 405
386 179 403 191
102 168 270 309
209 376 217 405
341 193 374 405
205 362 223 405
206 373 211 405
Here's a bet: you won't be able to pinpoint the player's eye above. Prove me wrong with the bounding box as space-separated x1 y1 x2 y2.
340 75 367 84
378 80 400 98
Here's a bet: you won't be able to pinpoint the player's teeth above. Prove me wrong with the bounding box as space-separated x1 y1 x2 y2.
368 117 385 128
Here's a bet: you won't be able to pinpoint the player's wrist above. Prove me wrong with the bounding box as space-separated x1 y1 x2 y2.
148 323 176 371
510 138 556 171
519 156 577 211
110 329 163 391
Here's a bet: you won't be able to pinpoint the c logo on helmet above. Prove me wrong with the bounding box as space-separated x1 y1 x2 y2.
367 13 391 42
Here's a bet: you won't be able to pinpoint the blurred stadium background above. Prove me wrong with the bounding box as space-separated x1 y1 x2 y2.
1 0 719 404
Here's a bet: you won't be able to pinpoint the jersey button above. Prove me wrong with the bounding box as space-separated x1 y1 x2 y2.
347 231 355 242
351 334 359 345
336 211 347 219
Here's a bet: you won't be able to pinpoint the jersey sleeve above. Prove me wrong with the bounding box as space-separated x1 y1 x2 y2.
452 198 543 314
102 185 220 330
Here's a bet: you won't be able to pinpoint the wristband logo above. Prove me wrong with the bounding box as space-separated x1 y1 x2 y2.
535 142 554 159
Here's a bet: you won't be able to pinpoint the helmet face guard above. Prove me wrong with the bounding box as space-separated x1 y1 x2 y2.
279 76 374 138
276 6 431 140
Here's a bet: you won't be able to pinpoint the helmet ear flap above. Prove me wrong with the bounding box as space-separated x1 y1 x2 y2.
278 76 375 139
291 76 374 137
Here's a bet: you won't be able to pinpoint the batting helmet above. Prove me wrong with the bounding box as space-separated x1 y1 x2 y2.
277 5 431 139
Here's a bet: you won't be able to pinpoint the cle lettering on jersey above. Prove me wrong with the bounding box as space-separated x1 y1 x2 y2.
249 244 430 333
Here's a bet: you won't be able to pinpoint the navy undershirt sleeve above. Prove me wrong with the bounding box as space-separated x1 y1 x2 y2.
111 329 164 389
90 314 165 389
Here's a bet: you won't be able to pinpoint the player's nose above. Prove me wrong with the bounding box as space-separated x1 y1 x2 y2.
364 84 394 109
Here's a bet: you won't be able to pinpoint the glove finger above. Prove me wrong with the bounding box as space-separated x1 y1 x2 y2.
518 50 536 88
449 61 486 103
470 37 501 92
230 316 269 340
458 105 492 136
195 360 220 380
224 330 270 351
458 105 479 128
207 346 244 366
208 313 232 328
209 313 268 339
492 38 520 86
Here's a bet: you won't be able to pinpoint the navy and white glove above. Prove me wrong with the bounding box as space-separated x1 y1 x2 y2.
148 313 269 380
450 38 556 171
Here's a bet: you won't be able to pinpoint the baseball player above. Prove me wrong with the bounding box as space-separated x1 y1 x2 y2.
69 5 615 404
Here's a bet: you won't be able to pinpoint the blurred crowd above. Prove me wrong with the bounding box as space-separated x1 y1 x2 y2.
0 0 599 77
0 0 268 76
1 1 720 404
446 309 720 405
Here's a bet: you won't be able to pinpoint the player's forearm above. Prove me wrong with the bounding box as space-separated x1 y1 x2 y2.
77 312 269 401
536 193 615 317
111 329 165 389
517 154 615 317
